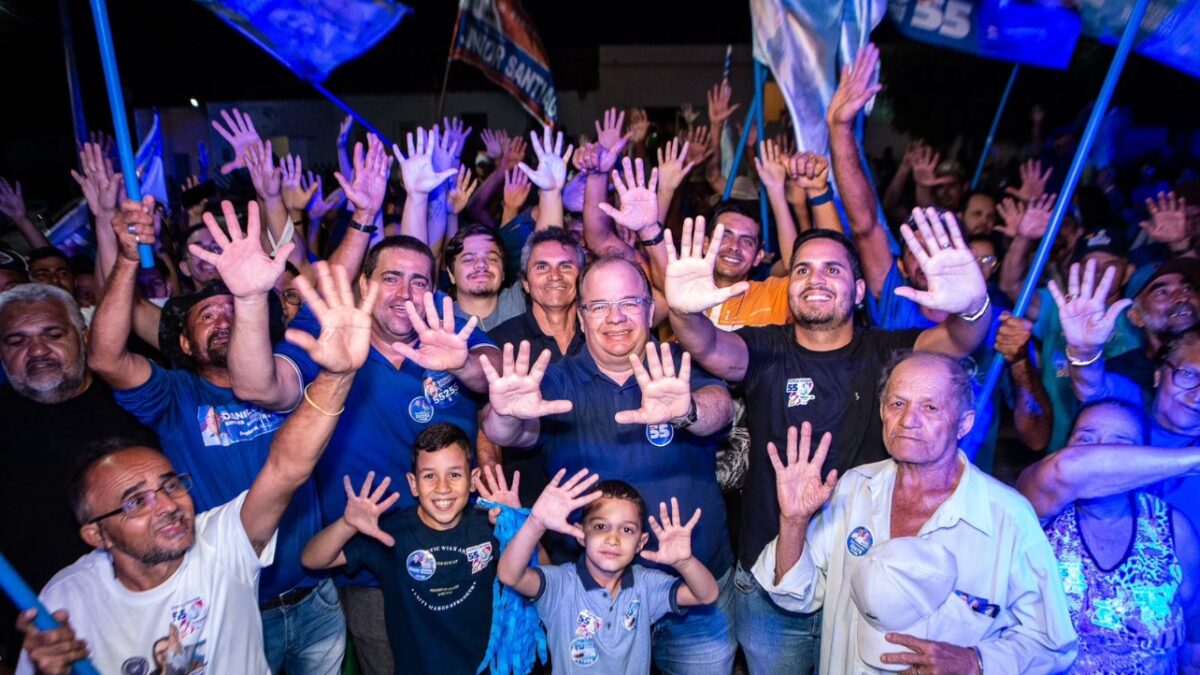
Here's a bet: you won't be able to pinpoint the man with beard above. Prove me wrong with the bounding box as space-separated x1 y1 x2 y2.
0 283 154 669
15 256 376 674
1103 258 1198 397
446 224 527 331
87 198 346 675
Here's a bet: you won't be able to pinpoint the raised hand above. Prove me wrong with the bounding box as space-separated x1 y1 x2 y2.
706 80 741 126
615 343 693 425
476 464 522 524
1006 159 1053 203
684 126 714 165
628 107 651 145
285 261 380 374
430 123 461 174
342 472 402 546
754 139 789 194
910 145 952 188
111 197 158 262
530 468 602 538
1047 259 1131 360
281 154 319 213
826 43 881 127
391 293 476 372
502 135 528 171
642 497 702 566
394 128 459 196
656 138 699 194
244 139 282 201
211 108 260 174
518 126 574 191
894 208 988 314
69 142 124 217
448 166 480 215
306 172 345 222
1142 191 1190 245
0 177 27 223
598 157 659 232
679 102 701 128
335 133 391 217
182 175 207 223
595 107 629 151
190 200 294 299
768 422 837 522
442 117 473 160
481 128 509 161
664 217 750 314
480 341 574 420
790 152 830 193
503 168 532 213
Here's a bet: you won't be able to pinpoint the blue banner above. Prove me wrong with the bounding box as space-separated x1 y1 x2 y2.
450 0 557 124
888 0 1081 69
1081 0 1200 79
195 0 410 83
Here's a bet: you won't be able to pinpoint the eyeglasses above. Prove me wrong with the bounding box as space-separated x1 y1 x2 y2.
88 473 193 524
1166 361 1200 391
579 297 650 317
282 289 303 306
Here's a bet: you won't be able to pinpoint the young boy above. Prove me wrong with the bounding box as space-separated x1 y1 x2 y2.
498 469 719 674
302 423 506 674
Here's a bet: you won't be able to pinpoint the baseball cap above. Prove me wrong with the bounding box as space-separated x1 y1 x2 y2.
935 160 966 180
0 248 28 276
850 537 988 671
1127 257 1200 300
1071 226 1128 263
158 281 285 367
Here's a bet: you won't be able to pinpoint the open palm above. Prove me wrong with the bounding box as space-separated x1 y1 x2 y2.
285 262 379 375
480 341 573 420
895 208 986 314
343 472 401 547
599 157 658 232
1048 260 1131 355
615 344 692 425
664 217 749 314
530 469 602 538
641 498 701 566
769 423 837 521
391 294 475 372
191 201 292 299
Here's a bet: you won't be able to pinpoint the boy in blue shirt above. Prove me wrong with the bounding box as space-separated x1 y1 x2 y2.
498 470 719 674
302 423 503 674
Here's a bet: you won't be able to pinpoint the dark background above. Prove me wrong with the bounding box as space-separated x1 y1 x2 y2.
1 0 1197 210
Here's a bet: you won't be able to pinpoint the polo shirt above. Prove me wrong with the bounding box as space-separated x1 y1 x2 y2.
532 344 734 577
533 557 682 675
452 284 527 332
275 303 494 586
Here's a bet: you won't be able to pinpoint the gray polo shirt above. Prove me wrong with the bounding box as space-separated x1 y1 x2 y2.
533 558 683 674
453 284 527 332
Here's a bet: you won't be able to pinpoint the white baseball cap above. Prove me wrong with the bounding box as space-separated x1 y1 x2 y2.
850 537 985 671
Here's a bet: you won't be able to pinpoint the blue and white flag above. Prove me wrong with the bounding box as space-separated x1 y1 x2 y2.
194 0 410 83
1081 0 1200 79
450 0 557 124
751 0 887 155
136 110 169 209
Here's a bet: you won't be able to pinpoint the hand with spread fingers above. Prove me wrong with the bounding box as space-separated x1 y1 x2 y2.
281 154 319 213
1006 159 1053 203
641 497 702 566
598 156 659 233
518 126 574 192
826 43 881 128
614 343 693 425
448 166 480 215
211 108 261 174
595 107 631 152
664 217 750 314
1142 190 1191 246
284 261 379 375
390 293 477 372
341 471 402 546
768 422 838 522
189 200 294 299
529 468 603 540
480 341 574 420
335 133 391 220
475 464 522 524
393 128 459 196
656 137 699 195
895 208 988 315
1047 259 1132 362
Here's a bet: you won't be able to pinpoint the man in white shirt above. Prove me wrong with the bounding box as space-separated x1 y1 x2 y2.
752 351 1077 674
15 258 377 675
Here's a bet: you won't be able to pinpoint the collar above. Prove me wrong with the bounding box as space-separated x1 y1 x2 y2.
575 555 634 592
868 451 995 538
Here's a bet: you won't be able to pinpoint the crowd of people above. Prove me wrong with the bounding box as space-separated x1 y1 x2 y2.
0 41 1197 675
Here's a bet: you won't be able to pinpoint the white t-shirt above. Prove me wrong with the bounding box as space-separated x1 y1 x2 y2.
17 491 276 675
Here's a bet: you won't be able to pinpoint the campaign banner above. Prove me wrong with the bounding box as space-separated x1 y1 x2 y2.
194 0 410 82
450 0 557 124
887 0 1082 69
1080 0 1200 79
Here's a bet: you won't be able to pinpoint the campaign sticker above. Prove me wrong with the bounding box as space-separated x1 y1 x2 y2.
422 370 461 409
465 542 493 574
646 423 674 447
575 609 603 638
407 549 437 581
408 396 434 423
786 377 815 407
121 657 150 675
623 600 640 631
570 637 598 667
847 526 874 557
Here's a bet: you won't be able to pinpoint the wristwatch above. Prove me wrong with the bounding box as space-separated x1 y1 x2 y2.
640 223 665 247
347 219 378 235
670 397 698 430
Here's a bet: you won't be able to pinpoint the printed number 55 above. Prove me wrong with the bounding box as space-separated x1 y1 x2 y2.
911 0 971 40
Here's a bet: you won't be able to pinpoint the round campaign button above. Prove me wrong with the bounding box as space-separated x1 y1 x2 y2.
570 637 598 667
422 370 461 409
407 549 437 581
408 396 434 423
847 526 874 557
121 657 150 675
645 423 674 447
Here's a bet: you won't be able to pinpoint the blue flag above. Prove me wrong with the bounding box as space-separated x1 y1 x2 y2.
888 0 1082 69
194 0 410 82
1080 0 1200 79
450 0 557 124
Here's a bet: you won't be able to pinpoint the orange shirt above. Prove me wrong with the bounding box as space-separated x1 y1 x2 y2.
705 275 792 331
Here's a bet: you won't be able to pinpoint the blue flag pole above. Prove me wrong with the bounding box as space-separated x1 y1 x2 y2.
970 64 1020 191
971 0 1151 434
722 83 764 201
0 550 100 675
753 61 770 251
87 0 154 269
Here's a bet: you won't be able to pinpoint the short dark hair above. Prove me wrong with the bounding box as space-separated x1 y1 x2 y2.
411 422 474 468
1157 326 1200 366
789 229 863 281
363 235 436 279
520 228 586 280
443 224 506 274
581 479 646 528
576 255 651 301
68 438 165 524
1071 398 1150 444
711 199 761 229
878 350 975 419
27 247 70 268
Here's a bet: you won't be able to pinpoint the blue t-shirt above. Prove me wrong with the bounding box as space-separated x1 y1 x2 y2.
533 344 733 578
275 304 494 586
866 262 938 332
113 363 322 599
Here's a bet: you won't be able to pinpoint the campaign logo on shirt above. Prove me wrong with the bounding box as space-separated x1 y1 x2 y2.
195 403 283 448
407 549 437 581
847 526 874 557
465 541 493 574
170 597 208 640
786 378 815 407
576 609 603 638
646 423 674 447
408 396 435 423
570 637 598 666
422 370 461 409
623 600 640 631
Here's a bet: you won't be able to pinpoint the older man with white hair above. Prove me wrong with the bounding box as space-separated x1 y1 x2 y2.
753 351 1077 674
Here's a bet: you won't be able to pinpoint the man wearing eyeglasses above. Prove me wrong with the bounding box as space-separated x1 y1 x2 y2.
480 255 738 675
84 198 346 675
15 248 376 675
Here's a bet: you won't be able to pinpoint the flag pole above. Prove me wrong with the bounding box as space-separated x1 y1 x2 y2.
970 0 1151 438
970 64 1020 191
0 550 100 675
753 61 770 251
437 6 466 122
59 0 88 150
87 0 154 268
